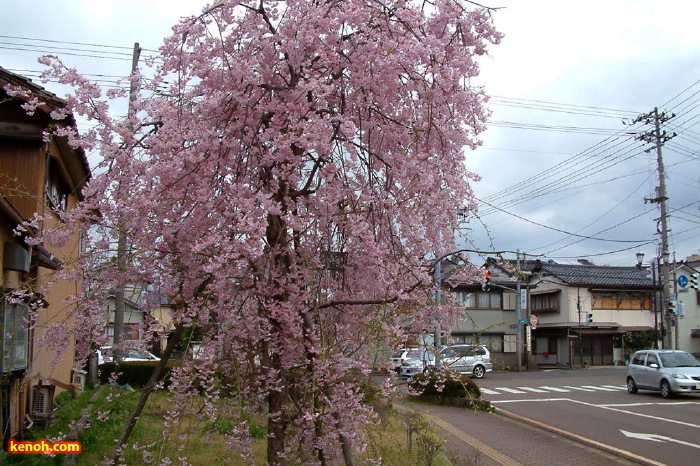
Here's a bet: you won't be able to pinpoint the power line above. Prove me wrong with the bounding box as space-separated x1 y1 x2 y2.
476 197 653 243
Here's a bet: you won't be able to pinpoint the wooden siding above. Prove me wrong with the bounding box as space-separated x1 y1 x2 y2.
0 141 46 220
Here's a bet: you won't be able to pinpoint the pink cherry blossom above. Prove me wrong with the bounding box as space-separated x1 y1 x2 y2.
37 1 501 464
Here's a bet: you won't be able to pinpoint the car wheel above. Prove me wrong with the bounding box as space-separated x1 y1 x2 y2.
473 365 485 379
626 377 638 394
660 380 673 399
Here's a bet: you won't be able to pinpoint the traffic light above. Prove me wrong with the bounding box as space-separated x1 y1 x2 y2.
668 300 677 315
690 272 699 290
586 313 593 323
482 270 491 291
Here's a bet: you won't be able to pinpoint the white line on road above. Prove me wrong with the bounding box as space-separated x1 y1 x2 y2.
561 386 597 392
491 397 700 430
480 388 500 395
491 398 566 404
581 385 618 391
496 387 526 393
516 387 549 393
538 386 570 392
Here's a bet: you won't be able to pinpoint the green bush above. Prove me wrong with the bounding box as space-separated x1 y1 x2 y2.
98 361 181 387
408 370 481 399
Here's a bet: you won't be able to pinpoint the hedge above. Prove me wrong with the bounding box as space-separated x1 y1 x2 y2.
98 361 181 388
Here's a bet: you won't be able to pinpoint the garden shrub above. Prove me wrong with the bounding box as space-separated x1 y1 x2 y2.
408 370 481 399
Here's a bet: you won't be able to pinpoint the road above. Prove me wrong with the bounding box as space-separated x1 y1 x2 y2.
477 367 700 466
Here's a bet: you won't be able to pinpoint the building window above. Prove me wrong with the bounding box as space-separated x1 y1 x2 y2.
454 290 501 309
592 292 651 310
532 292 559 313
1 299 29 373
46 157 69 212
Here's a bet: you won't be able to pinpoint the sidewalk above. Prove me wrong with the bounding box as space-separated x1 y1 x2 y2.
395 400 644 466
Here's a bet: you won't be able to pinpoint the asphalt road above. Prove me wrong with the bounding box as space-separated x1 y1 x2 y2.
478 367 700 466
383 367 700 465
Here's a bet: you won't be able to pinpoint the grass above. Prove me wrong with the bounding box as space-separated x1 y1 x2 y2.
4 385 470 465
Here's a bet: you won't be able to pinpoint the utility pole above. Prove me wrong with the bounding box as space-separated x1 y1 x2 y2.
634 107 676 349
515 250 522 371
113 42 141 355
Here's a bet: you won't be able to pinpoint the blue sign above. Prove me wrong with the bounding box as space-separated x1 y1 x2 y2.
678 275 689 288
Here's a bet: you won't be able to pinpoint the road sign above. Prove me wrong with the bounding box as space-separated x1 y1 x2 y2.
678 275 688 288
517 318 529 324
530 315 539 325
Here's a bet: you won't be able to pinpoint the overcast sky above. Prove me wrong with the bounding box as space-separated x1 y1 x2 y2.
1 0 698 267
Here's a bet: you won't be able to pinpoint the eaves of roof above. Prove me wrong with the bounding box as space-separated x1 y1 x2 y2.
0 67 91 191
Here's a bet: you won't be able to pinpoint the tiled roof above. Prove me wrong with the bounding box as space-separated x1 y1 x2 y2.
536 263 653 287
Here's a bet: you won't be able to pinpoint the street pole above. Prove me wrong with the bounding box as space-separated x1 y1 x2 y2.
673 254 679 350
636 107 675 350
653 108 673 350
433 258 441 349
516 250 522 371
652 260 659 349
113 42 141 354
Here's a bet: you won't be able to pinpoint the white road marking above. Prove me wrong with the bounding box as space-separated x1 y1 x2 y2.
496 387 527 393
581 385 618 391
490 398 700 430
621 430 700 449
517 386 549 393
481 384 655 396
538 386 570 392
480 388 500 395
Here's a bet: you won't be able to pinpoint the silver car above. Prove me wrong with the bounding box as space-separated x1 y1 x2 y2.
390 348 422 374
438 345 493 379
399 353 437 377
626 349 700 398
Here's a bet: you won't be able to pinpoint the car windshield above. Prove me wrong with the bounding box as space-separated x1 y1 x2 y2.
392 350 406 358
406 349 422 358
659 352 700 368
127 350 153 359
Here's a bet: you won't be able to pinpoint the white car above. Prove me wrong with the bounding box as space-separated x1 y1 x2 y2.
399 353 437 377
97 346 161 364
390 348 422 373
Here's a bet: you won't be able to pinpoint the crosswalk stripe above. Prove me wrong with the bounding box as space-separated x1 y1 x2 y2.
517 387 548 393
496 387 527 393
478 384 631 396
537 386 570 392
581 385 618 391
562 385 596 392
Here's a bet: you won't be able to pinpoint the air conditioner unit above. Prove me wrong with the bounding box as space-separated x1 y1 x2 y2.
72 369 87 392
31 383 56 430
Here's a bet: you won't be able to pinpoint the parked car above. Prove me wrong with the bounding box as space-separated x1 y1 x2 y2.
390 348 422 373
399 353 437 377
97 346 161 365
626 349 700 398
438 344 492 379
